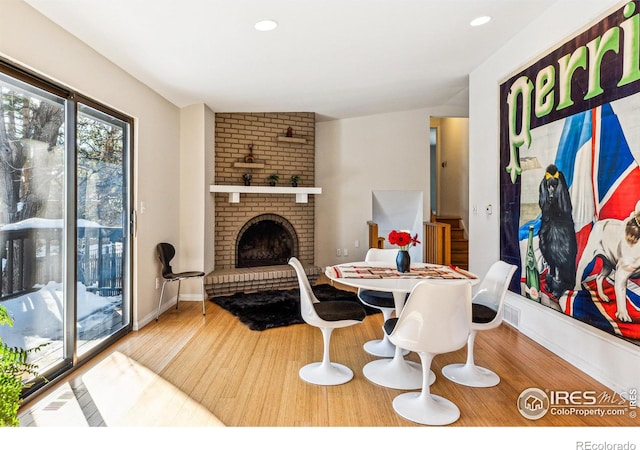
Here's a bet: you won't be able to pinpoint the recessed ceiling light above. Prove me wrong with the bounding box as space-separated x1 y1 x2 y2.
254 19 278 31
470 16 491 27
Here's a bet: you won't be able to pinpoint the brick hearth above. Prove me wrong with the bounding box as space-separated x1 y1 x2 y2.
205 264 323 298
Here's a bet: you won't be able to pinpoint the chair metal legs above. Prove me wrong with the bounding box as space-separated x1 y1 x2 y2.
155 276 206 321
156 279 169 321
176 280 182 310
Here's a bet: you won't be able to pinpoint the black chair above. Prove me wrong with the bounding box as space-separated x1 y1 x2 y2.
155 242 206 321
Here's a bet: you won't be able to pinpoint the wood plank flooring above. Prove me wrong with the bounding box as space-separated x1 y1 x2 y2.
18 282 638 429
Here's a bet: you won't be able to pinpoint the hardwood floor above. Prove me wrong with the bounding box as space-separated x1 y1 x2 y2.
19 282 637 429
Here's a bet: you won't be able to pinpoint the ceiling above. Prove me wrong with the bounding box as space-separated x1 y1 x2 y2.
25 0 557 121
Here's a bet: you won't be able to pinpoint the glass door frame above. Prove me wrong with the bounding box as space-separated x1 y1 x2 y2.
73 95 133 362
0 59 134 399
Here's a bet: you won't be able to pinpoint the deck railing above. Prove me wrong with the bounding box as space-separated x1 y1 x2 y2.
0 225 123 300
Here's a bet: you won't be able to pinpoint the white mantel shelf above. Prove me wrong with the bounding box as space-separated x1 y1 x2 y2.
210 185 322 203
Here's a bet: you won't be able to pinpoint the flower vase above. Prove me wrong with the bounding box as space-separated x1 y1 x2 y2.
396 250 410 273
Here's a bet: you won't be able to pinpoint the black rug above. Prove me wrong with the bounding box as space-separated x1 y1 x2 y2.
211 284 379 331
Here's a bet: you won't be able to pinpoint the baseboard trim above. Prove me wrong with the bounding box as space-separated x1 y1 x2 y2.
505 292 639 394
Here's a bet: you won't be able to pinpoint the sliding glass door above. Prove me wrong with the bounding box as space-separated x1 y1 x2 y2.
0 64 132 394
75 102 131 358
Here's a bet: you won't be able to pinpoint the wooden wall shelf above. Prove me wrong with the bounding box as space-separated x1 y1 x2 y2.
233 162 265 169
277 136 307 144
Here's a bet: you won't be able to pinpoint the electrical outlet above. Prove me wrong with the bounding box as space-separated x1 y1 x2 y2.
155 277 160 289
354 240 360 248
343 248 348 256
336 248 342 257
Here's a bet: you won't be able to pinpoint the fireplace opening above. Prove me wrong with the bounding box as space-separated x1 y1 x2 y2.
236 214 298 268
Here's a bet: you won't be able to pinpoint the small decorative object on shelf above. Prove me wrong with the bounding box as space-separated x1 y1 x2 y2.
268 173 279 186
286 126 293 137
388 229 420 273
244 144 255 163
290 174 300 187
242 173 252 186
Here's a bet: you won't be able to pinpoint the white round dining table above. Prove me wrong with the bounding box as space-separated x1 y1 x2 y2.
325 261 479 390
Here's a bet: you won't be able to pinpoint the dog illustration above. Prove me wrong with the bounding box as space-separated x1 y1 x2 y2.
575 200 640 322
538 164 578 299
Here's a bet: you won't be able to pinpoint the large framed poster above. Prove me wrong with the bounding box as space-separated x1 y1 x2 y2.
500 1 640 344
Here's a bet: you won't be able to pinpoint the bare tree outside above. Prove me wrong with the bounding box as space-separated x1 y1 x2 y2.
0 86 65 224
77 109 124 228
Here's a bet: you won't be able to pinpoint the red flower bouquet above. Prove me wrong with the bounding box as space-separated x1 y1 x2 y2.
388 230 420 251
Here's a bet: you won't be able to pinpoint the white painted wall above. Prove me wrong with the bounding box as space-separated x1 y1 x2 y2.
178 104 217 298
438 117 469 230
172 103 210 300
469 0 639 392
315 106 465 268
0 1 181 329
179 104 204 291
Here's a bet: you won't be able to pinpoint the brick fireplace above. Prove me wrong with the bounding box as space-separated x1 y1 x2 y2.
204 112 322 297
236 213 297 267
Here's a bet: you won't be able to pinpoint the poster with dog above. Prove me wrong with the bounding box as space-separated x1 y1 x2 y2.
499 1 640 344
